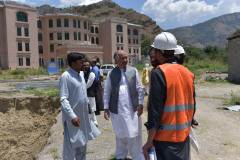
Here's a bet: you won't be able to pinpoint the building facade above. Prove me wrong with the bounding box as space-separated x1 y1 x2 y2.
0 2 39 70
99 17 141 65
228 35 240 83
0 2 142 70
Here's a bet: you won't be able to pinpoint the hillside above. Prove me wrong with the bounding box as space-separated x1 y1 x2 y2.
36 0 163 39
167 12 240 48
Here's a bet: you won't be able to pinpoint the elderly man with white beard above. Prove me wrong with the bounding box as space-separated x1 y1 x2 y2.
104 50 144 160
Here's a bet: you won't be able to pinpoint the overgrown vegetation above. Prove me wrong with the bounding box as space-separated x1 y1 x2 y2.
25 86 59 97
204 76 228 83
183 45 228 76
141 36 153 55
231 28 240 37
0 69 49 79
135 63 145 70
223 90 240 106
140 43 228 76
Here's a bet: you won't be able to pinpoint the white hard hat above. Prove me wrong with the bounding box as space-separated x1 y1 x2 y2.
174 45 186 55
151 32 178 50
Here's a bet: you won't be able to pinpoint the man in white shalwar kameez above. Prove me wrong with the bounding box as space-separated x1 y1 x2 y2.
104 50 144 160
83 60 98 126
59 52 100 160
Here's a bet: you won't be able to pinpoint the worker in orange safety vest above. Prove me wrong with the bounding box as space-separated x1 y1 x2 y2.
142 32 197 160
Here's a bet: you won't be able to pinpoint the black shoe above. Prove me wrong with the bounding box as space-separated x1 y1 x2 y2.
95 111 101 115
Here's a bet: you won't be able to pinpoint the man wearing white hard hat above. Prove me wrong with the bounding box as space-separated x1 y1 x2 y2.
174 45 186 65
142 32 196 160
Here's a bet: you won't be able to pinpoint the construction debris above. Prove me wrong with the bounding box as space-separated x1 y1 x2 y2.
224 105 240 112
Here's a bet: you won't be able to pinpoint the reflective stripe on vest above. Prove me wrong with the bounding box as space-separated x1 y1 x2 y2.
154 63 195 142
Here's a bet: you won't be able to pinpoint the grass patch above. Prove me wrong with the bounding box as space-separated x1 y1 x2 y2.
107 153 133 160
108 153 116 159
47 148 58 154
204 76 228 83
216 106 225 110
0 69 51 80
184 58 228 76
10 70 25 75
222 90 240 106
8 83 21 87
52 154 60 159
222 140 236 147
87 149 96 154
135 63 145 70
25 86 59 97
47 148 60 160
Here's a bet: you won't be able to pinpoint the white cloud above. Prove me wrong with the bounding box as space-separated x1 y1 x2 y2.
59 0 102 7
7 0 27 3
5 0 36 6
141 0 240 29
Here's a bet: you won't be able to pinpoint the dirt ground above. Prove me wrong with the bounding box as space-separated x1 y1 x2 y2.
36 81 240 160
0 96 61 160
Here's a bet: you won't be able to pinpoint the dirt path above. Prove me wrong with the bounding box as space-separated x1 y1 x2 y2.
190 82 240 160
36 82 240 160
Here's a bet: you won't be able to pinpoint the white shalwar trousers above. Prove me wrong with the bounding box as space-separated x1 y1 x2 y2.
62 122 87 160
116 134 144 160
89 112 98 125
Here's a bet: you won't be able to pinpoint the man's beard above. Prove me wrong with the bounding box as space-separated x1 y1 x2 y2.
84 68 90 72
152 61 160 68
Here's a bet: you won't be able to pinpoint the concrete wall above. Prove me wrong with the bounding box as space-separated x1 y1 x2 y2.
228 37 240 83
0 7 7 69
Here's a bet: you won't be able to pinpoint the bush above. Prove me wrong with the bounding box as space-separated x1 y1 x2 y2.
223 90 240 105
10 70 25 75
25 86 59 97
183 46 228 75
135 63 145 70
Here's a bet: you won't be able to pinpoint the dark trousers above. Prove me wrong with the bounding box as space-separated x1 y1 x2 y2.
95 82 104 115
153 136 190 160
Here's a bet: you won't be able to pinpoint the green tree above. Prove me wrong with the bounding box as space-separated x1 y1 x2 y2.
204 45 218 54
141 37 153 55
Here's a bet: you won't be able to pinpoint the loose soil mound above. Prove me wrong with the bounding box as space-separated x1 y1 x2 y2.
0 96 60 160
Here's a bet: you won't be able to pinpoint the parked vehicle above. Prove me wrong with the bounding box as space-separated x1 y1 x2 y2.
101 64 115 75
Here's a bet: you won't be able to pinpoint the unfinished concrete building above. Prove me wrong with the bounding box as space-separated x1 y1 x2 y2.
227 34 240 83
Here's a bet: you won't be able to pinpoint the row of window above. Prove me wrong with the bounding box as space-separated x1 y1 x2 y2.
38 19 90 30
117 36 123 43
91 26 99 34
116 36 139 44
117 46 123 50
38 32 90 41
17 27 29 37
116 25 138 35
128 28 139 35
115 47 139 54
39 37 99 54
17 12 139 36
18 57 30 66
128 38 139 44
39 58 63 67
18 42 30 52
129 48 139 54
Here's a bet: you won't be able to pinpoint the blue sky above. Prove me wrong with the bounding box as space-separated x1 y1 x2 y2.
8 0 240 30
